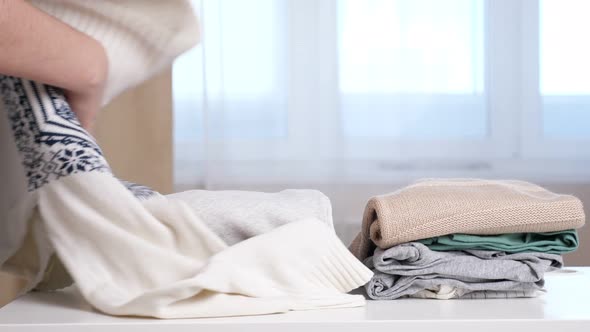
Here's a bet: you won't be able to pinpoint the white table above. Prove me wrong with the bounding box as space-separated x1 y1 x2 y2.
1 268 589 332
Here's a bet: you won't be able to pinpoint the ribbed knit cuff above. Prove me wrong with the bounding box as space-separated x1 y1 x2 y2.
303 228 374 293
195 218 374 300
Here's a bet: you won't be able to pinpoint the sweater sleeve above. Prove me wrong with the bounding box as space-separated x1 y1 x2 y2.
29 0 200 105
38 171 371 318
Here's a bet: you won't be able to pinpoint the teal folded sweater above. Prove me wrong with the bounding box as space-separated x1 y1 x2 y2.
418 230 579 254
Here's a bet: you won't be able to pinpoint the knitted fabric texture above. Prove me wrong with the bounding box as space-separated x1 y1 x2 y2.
350 179 585 260
2 0 200 299
0 76 373 318
28 0 200 105
32 189 336 291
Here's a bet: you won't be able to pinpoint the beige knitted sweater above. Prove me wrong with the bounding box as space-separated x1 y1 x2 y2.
350 179 585 260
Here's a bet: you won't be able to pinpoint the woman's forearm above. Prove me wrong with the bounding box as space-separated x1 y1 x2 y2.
0 0 107 94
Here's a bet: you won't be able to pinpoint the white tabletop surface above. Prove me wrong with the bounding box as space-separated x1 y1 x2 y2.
1 267 589 332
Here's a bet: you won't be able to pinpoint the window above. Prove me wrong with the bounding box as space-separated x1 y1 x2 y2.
339 0 486 139
174 0 590 186
540 0 590 139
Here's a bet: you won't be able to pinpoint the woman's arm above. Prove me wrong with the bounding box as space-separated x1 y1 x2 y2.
0 0 108 130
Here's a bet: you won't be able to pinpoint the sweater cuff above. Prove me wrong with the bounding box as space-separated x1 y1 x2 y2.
307 227 375 293
196 218 373 299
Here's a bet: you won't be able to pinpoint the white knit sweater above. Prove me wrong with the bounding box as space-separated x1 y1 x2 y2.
28 0 200 104
4 1 374 317
40 172 372 318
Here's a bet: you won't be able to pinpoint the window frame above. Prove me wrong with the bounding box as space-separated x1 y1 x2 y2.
174 0 590 187
521 0 590 160
294 0 511 161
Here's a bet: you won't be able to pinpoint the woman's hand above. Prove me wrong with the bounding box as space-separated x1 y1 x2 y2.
65 86 105 132
64 63 107 132
0 0 108 132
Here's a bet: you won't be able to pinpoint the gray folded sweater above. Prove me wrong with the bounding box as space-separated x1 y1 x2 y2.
364 242 562 300
167 189 333 246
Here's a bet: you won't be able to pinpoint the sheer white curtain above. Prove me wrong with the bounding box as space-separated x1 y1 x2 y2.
174 0 590 188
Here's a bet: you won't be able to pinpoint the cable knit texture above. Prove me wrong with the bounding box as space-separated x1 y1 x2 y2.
350 179 585 260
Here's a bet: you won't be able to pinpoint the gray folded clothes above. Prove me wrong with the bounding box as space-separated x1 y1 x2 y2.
456 289 543 299
167 189 334 246
411 285 544 300
364 242 562 300
366 271 547 300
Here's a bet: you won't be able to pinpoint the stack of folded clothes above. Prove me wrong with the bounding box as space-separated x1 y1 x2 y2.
350 179 585 300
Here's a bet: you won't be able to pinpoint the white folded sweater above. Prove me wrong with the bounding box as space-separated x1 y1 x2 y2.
41 172 372 318
35 188 336 291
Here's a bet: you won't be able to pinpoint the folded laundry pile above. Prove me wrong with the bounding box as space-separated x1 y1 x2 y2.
350 179 585 300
